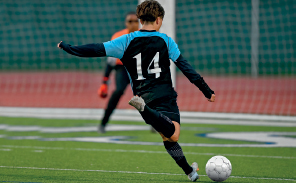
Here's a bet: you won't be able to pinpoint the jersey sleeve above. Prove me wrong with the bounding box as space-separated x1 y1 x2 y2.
168 37 181 62
59 42 106 57
103 34 128 59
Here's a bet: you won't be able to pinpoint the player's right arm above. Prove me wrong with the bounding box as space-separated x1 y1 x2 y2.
57 41 106 57
57 34 128 58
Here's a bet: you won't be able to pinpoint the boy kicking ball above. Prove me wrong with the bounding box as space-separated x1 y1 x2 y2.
57 0 215 181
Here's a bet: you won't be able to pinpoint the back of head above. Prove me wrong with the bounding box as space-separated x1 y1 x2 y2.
136 0 165 23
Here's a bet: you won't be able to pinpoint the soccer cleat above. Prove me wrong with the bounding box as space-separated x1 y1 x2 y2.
188 162 200 182
128 96 145 112
97 124 106 134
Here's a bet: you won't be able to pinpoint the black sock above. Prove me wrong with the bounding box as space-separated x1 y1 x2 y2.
163 141 193 175
140 105 175 138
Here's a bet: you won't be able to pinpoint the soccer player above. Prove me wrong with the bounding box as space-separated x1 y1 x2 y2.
57 0 215 181
98 12 139 133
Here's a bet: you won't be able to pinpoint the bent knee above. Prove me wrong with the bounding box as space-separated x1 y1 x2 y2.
169 134 179 142
160 132 179 142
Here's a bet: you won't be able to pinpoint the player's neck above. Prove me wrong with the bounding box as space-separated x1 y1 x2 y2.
141 24 159 31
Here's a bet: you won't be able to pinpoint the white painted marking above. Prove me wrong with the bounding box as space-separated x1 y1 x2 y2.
0 124 214 133
180 127 216 131
180 118 296 127
41 135 296 148
0 149 11 151
0 124 149 133
1 107 295 124
33 150 43 153
205 132 296 147
0 124 8 129
1 132 296 147
0 166 295 181
2 145 295 159
3 145 64 150
180 111 296 122
41 136 132 143
5 126 40 132
8 136 40 140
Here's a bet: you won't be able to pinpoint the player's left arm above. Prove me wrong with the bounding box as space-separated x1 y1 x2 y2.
168 37 215 102
175 55 215 102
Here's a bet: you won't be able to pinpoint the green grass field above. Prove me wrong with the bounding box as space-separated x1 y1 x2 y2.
0 116 295 183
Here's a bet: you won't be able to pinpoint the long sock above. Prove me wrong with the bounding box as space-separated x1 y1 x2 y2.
140 105 175 138
163 141 193 175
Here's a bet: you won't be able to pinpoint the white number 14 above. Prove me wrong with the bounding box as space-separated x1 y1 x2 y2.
134 52 162 80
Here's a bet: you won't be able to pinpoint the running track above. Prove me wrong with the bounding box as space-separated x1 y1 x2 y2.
0 72 295 116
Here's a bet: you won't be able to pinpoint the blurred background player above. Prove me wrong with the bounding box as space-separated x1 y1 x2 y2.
97 12 139 133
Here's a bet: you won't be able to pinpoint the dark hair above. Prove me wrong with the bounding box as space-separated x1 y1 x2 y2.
136 0 165 22
125 11 136 18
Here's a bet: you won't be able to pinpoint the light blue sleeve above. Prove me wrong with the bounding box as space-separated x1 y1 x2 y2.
168 37 181 62
103 34 128 59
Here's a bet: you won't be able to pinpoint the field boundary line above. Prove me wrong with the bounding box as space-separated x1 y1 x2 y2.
0 107 296 126
2 145 295 159
0 165 295 181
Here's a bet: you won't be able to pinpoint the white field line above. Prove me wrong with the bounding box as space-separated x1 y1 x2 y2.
0 166 295 182
2 145 295 159
1 107 295 123
0 149 11 151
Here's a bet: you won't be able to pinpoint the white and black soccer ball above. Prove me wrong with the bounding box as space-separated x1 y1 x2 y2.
205 155 232 182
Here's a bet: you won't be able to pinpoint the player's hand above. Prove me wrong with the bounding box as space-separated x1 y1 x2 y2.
57 41 62 49
208 94 215 102
98 83 108 98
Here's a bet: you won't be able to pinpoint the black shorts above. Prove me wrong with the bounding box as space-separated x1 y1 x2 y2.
147 96 180 124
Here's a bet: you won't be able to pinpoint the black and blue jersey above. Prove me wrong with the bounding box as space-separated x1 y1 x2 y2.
59 30 214 104
104 30 179 103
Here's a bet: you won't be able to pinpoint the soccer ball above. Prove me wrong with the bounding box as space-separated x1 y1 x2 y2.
205 155 232 182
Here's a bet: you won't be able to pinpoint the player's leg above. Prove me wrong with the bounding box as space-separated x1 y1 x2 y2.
160 127 199 181
129 96 176 138
99 66 129 132
159 121 180 142
129 96 199 181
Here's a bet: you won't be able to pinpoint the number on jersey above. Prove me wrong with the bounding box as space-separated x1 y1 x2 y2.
134 52 162 80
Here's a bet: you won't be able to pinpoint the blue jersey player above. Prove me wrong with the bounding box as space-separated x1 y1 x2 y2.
58 0 215 181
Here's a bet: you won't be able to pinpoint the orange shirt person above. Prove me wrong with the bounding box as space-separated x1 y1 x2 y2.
98 12 139 133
